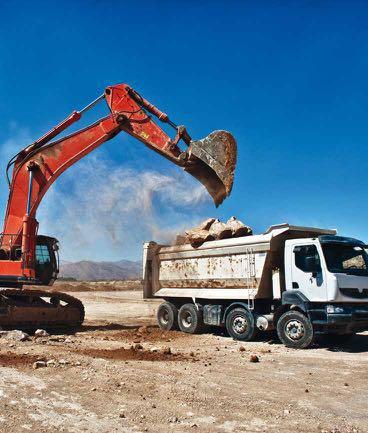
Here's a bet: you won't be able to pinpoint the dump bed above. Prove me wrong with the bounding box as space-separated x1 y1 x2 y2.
142 223 336 301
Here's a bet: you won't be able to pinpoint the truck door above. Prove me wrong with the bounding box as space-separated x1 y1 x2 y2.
291 243 327 301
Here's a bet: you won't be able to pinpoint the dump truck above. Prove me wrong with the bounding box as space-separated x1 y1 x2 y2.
143 223 368 348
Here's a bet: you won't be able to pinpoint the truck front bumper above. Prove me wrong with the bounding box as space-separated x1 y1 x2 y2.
309 304 368 334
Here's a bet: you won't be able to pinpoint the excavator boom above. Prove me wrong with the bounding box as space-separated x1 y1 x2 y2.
3 84 236 244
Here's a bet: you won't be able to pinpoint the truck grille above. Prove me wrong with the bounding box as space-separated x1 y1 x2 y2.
340 287 368 299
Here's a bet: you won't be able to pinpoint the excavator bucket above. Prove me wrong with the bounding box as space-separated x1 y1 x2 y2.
185 130 237 207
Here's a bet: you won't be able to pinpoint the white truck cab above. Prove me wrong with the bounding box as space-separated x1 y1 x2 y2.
143 224 368 348
285 235 368 303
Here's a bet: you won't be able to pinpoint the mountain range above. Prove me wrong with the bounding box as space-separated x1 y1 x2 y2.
59 259 141 281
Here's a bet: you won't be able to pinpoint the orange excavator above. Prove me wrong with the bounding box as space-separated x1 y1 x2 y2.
0 83 237 329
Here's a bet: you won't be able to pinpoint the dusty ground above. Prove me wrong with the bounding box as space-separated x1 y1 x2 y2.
0 288 367 433
53 280 143 292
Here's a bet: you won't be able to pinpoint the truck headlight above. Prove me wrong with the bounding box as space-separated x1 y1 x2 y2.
326 305 345 314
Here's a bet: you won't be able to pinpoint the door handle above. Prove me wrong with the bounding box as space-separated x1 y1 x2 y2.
292 282 299 289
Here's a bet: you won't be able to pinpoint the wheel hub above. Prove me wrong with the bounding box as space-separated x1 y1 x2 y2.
233 316 248 334
285 319 305 340
161 310 169 325
182 312 193 328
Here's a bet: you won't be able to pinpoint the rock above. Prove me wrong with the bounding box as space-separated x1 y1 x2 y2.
176 218 217 246
134 343 143 350
138 326 148 333
190 423 198 428
33 361 46 369
168 416 178 423
176 217 252 246
225 216 252 237
150 347 158 353
209 219 232 239
34 329 49 338
119 413 125 418
8 330 30 342
198 218 216 230
162 346 171 355
64 337 74 343
283 409 290 415
49 336 65 342
187 229 215 247
305 389 309 393
238 346 246 352
58 359 69 365
249 354 259 363
46 359 56 366
0 330 29 341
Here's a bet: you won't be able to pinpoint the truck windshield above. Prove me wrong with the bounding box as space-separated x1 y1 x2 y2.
321 243 368 276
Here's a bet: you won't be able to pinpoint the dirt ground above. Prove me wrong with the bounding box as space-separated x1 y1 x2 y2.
0 288 367 433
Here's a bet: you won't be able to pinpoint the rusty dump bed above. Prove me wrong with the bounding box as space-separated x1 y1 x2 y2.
0 289 84 330
142 223 336 301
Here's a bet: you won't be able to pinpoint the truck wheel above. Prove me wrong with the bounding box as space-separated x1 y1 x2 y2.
178 303 203 334
277 310 314 349
157 302 178 331
225 307 257 341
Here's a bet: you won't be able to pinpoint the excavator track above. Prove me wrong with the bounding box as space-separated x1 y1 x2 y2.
0 289 84 330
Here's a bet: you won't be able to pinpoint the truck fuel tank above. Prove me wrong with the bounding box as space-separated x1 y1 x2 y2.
256 314 275 331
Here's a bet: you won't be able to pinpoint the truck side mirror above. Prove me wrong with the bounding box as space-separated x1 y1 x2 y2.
305 256 321 274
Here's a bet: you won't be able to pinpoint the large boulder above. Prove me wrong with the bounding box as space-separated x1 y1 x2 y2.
176 217 252 247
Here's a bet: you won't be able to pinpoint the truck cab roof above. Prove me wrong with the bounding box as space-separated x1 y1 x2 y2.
264 223 336 237
318 234 366 247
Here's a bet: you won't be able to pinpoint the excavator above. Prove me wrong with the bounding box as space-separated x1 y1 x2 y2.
0 83 237 329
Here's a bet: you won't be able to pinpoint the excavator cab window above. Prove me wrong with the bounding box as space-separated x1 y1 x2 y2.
35 237 59 285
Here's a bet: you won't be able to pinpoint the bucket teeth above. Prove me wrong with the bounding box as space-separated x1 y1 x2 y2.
184 130 237 207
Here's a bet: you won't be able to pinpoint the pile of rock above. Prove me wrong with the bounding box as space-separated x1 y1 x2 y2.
176 217 252 247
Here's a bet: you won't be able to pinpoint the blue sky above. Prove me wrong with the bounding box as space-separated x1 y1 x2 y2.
0 1 368 261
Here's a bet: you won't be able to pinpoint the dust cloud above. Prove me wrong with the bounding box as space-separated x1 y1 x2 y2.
38 156 211 261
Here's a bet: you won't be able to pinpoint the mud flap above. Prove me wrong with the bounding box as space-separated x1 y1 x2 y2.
185 130 237 207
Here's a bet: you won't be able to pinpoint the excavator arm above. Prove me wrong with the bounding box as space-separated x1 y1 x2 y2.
0 83 236 284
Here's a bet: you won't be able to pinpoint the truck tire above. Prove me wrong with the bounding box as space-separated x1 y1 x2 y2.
225 307 257 341
277 310 314 349
178 303 203 334
157 302 178 331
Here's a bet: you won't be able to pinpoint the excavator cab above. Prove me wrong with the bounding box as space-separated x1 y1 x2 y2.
35 235 59 286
